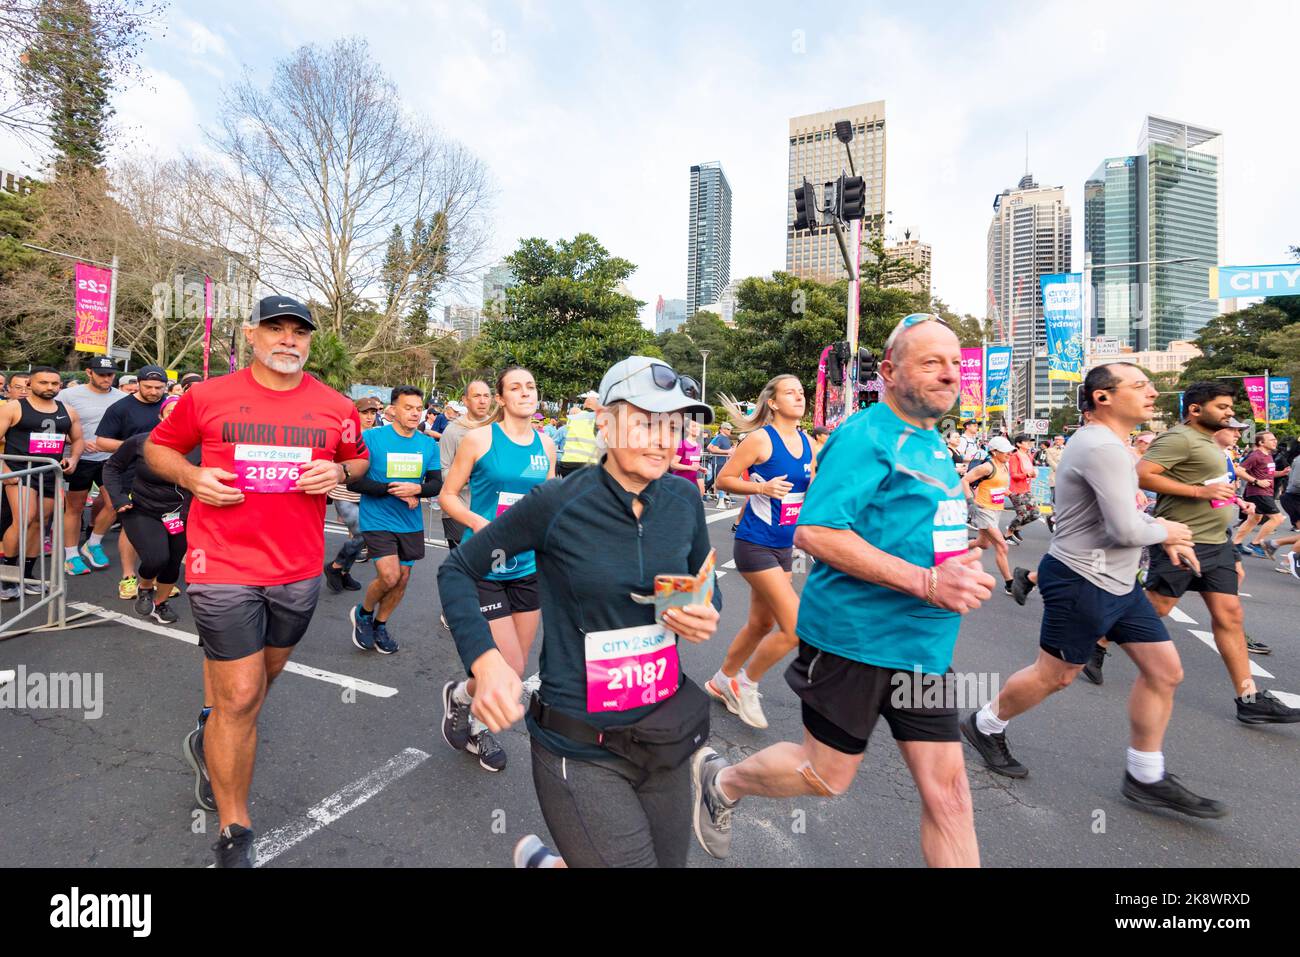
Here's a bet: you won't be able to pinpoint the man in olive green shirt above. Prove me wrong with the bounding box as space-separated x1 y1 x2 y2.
1137 381 1300 725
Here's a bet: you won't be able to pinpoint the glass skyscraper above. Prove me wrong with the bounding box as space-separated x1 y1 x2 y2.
687 162 732 318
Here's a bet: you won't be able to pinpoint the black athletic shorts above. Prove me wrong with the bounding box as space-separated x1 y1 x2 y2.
441 515 466 549
784 640 959 755
362 529 425 566
1245 494 1280 516
1036 554 1169 665
188 578 322 661
476 573 540 621
1145 539 1238 598
733 537 793 573
67 458 105 493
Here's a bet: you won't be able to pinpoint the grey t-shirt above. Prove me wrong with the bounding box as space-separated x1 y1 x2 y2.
1048 425 1168 595
59 386 125 461
439 417 474 509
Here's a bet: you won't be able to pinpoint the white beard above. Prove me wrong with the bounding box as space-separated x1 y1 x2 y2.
255 346 306 374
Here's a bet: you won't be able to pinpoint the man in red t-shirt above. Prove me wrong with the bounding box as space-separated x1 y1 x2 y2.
1232 431 1289 556
146 296 369 868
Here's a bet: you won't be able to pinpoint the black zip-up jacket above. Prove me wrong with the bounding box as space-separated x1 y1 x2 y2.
438 463 722 761
102 433 197 518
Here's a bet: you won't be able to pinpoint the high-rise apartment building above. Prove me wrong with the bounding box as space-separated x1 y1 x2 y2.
686 162 732 317
444 304 483 342
786 101 886 282
886 232 931 298
986 173 1072 419
482 260 516 318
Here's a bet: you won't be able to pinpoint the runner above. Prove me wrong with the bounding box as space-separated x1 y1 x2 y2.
439 381 493 553
1234 432 1290 558
100 395 195 623
438 367 555 772
57 356 124 575
957 420 980 464
962 436 1015 595
348 385 440 655
670 417 706 496
145 295 369 866
1135 381 1300 724
556 391 600 477
704 421 735 507
705 374 813 729
439 355 719 867
691 314 995 867
1003 434 1040 545
323 397 381 594
1043 434 1066 532
0 367 84 598
96 365 169 600
962 363 1226 816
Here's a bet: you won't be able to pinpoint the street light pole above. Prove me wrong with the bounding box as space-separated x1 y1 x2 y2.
698 349 711 406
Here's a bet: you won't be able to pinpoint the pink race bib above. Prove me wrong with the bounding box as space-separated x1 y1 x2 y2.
233 444 313 493
29 433 65 455
778 492 805 526
585 624 679 713
495 490 523 517
162 512 185 535
932 497 968 564
988 486 1007 508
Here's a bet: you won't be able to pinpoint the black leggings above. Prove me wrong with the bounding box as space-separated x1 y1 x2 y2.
120 509 187 585
1281 492 1300 529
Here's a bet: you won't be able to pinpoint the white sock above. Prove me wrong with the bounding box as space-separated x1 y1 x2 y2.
1126 748 1165 784
712 667 731 688
65 547 79 560
87 533 104 547
736 668 755 687
452 680 472 705
975 702 1008 736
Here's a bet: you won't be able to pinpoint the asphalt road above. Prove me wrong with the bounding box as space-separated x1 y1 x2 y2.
2 503 1298 868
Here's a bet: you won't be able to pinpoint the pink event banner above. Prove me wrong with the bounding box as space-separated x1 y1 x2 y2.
73 262 112 354
1243 377 1267 423
960 347 983 419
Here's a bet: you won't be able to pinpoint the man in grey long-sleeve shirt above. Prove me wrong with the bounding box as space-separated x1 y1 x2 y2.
962 362 1227 818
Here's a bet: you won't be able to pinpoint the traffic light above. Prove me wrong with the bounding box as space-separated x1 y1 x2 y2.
838 174 866 220
793 177 816 231
826 341 850 382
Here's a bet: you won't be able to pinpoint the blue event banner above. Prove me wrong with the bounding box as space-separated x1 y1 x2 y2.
985 346 1013 412
1041 273 1084 383
1269 377 1291 424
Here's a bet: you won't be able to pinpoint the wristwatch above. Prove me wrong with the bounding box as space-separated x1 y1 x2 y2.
340 462 351 482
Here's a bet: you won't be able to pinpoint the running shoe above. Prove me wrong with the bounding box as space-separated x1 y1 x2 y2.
1121 772 1227 819
341 572 362 591
373 621 398 655
323 563 344 594
1045 515 1055 534
1081 644 1107 686
1007 530 1023 546
690 747 734 859
1236 690 1300 724
467 726 506 772
1260 539 1278 560
1234 543 1253 558
0 582 19 601
181 717 216 812
134 588 155 617
704 674 767 729
1247 544 1268 560
356 546 369 563
150 601 178 624
513 834 560 869
441 680 472 751
212 823 255 868
65 555 91 576
1289 552 1300 582
350 604 375 651
1010 567 1035 606
1245 636 1272 656
439 612 450 632
166 584 182 599
118 576 138 600
960 712 1028 779
80 543 110 569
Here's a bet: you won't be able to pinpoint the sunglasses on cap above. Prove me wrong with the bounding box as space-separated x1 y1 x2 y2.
883 313 952 359
608 362 702 401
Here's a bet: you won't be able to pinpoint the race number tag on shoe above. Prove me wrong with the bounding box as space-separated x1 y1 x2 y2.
778 492 805 526
233 445 313 493
495 490 524 517
161 511 185 535
385 452 424 480
584 624 680 713
933 497 968 564
29 433 66 455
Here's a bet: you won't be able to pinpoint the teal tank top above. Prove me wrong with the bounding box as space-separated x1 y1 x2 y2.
465 422 550 580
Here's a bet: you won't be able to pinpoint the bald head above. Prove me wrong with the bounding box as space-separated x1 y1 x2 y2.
881 322 962 422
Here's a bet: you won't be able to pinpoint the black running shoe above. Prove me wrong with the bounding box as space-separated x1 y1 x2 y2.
467 727 507 772
1122 772 1228 819
323 563 344 594
182 717 217 812
134 587 155 617
441 680 471 751
960 712 1028 778
1081 644 1107 686
341 572 362 591
1006 529 1023 546
1011 567 1035 606
1245 636 1272 656
1236 690 1300 724
212 823 255 868
150 601 178 624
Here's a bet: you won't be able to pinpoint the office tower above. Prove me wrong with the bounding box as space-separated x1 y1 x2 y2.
686 162 732 317
655 296 688 335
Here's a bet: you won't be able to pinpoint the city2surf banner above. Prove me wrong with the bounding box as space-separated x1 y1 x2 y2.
985 346 1012 412
1041 273 1084 383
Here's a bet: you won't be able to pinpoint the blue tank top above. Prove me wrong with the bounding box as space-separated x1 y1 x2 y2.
735 424 813 549
465 422 550 580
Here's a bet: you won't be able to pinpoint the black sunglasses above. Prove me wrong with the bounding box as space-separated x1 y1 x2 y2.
609 362 702 401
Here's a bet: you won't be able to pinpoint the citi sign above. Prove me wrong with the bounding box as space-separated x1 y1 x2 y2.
1209 265 1300 299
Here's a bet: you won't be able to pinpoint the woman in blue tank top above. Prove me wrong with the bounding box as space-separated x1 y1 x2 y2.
707 374 814 729
438 366 555 771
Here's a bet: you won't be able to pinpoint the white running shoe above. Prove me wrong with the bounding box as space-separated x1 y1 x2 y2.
705 674 767 729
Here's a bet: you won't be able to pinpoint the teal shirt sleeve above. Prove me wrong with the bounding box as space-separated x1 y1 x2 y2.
797 425 886 530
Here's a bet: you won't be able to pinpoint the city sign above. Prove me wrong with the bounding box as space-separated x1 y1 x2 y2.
1208 264 1300 299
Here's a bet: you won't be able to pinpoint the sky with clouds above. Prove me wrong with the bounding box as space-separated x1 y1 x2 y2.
4 0 1297 328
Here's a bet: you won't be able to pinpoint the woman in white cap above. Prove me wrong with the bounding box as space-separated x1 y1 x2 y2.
438 356 721 868
962 435 1016 594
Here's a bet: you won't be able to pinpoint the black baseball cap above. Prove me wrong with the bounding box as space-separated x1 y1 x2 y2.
249 295 317 330
136 365 168 383
85 356 117 373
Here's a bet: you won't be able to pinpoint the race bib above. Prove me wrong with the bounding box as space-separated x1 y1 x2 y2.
988 486 1007 507
932 497 968 564
233 445 313 493
385 451 424 480
496 490 523 517
1207 473 1233 509
584 623 679 713
778 491 805 526
161 511 185 535
29 433 65 455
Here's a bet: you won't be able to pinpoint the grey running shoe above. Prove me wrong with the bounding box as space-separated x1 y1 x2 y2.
440 680 471 751
134 588 155 617
691 747 735 859
181 716 216 812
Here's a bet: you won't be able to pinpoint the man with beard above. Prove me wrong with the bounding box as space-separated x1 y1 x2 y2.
145 296 369 867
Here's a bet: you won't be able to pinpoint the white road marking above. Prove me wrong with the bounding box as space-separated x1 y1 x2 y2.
1168 607 1198 625
70 603 399 698
716 571 728 580
1188 629 1274 679
721 559 736 570
1239 593 1252 598
0 669 14 686
1271 690 1300 709
246 748 430 867
707 508 740 524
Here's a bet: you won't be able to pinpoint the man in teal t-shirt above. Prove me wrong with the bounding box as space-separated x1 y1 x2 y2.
349 386 441 655
691 315 997 868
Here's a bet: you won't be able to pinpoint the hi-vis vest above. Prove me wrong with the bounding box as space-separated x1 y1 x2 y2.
560 411 599 465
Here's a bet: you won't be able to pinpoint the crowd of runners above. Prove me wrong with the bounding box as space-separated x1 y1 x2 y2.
2 300 1298 869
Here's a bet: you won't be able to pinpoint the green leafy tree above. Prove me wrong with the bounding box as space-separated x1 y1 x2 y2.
653 310 733 403
306 329 355 393
930 295 985 348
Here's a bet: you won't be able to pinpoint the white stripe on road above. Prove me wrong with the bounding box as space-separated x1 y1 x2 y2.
1168 607 1198 625
70 602 399 698
253 747 430 867
721 559 736 570
716 571 727 580
706 508 740 524
1188 628 1274 680
1271 690 1300 709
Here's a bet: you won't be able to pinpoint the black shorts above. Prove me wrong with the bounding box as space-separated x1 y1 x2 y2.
441 515 466 549
1245 495 1279 516
557 461 590 478
1036 554 1169 665
67 459 105 493
189 578 322 661
784 640 959 755
1281 491 1300 527
733 537 793 573
476 574 540 621
362 529 425 565
1145 539 1239 598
